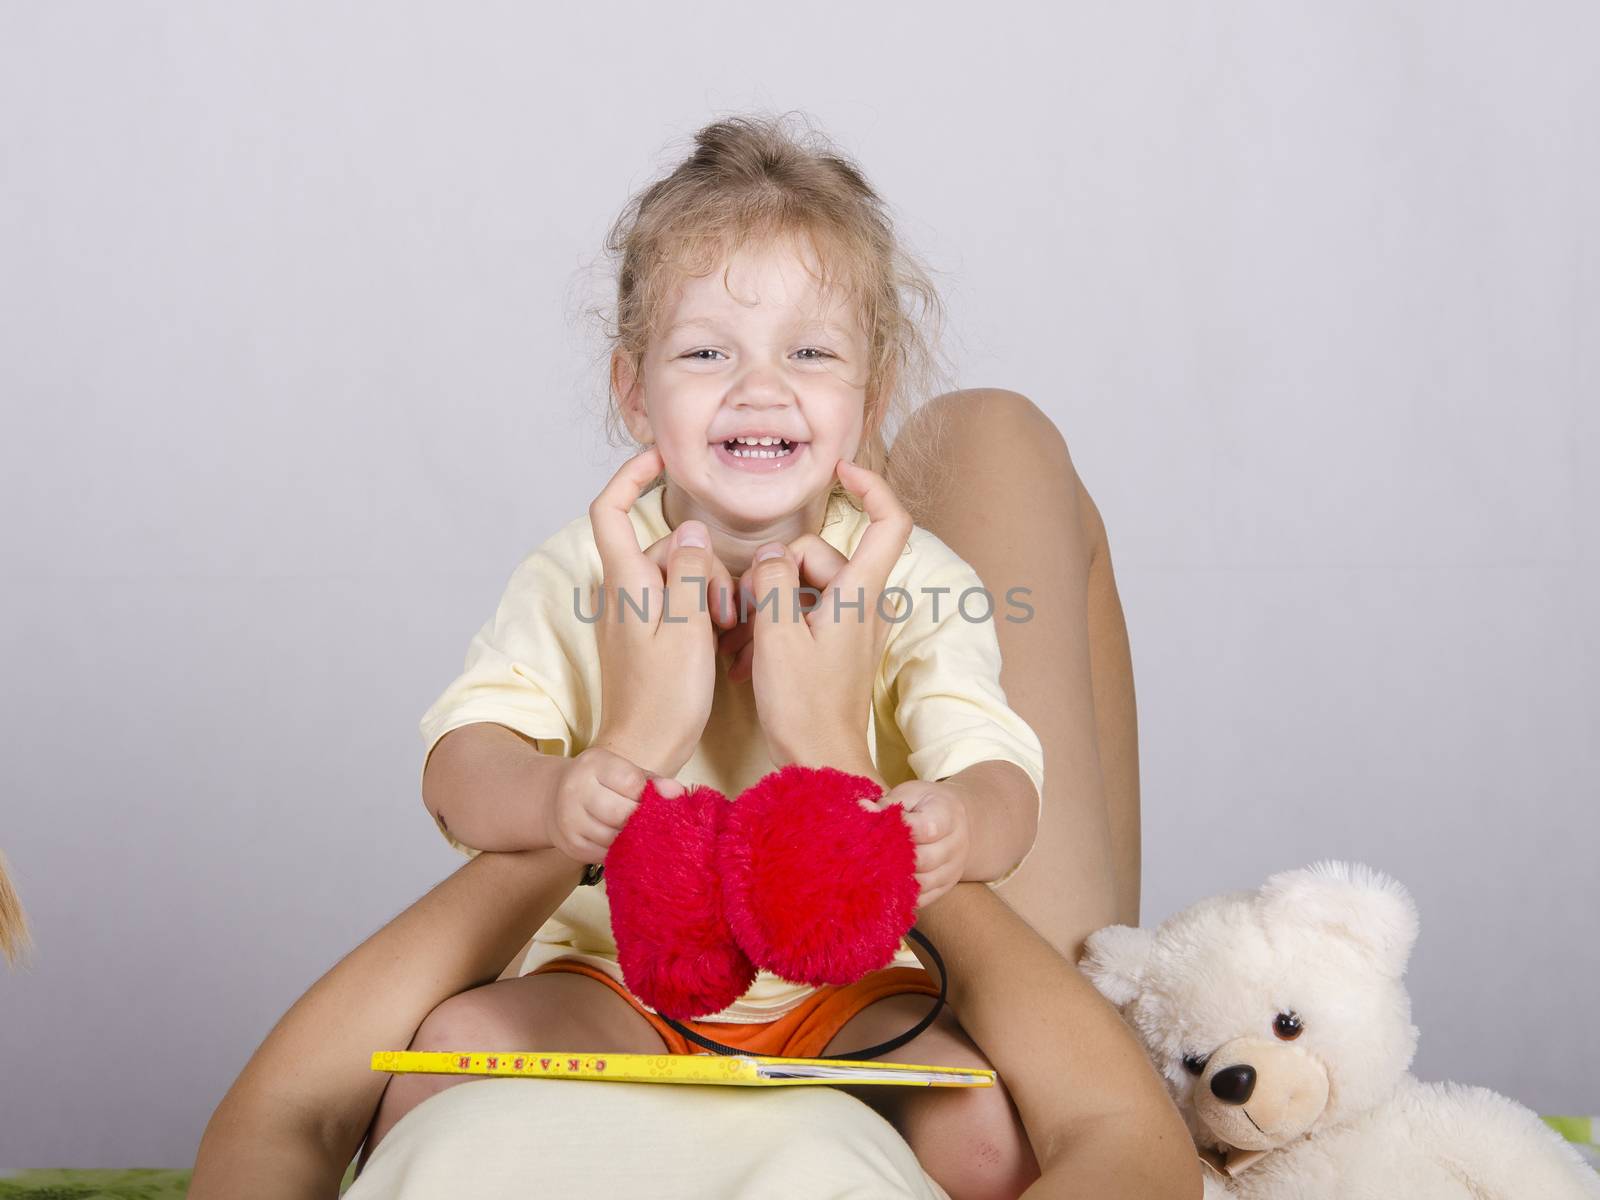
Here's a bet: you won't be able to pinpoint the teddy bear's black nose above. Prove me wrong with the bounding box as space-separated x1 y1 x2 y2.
1210 1064 1257 1104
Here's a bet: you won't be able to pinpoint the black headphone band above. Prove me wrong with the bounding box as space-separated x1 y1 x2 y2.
657 926 948 1061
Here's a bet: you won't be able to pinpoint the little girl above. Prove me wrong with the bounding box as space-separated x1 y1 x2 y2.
366 115 1048 1197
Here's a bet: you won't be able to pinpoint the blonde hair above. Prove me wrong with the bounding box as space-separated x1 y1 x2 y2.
0 850 33 969
594 112 955 519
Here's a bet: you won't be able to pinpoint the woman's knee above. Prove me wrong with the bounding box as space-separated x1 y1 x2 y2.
411 973 668 1055
923 386 1075 460
408 983 522 1052
941 389 1115 558
902 1080 1039 1200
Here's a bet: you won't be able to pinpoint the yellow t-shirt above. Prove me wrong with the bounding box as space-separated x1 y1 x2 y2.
418 482 1045 1022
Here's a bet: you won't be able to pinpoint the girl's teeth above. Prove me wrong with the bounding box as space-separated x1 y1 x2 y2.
726 436 794 458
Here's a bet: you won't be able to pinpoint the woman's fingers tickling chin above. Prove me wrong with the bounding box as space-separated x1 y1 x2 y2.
590 447 665 591
718 619 754 660
788 534 849 591
642 526 738 629
831 460 912 600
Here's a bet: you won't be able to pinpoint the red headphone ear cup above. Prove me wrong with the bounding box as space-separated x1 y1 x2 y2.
723 764 919 987
605 781 756 1021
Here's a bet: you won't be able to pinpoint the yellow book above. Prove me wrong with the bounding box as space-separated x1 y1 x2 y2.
372 1050 993 1089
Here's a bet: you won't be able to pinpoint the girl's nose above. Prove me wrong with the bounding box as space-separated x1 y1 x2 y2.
728 365 793 407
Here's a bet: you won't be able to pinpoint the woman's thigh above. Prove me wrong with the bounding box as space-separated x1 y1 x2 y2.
887 387 1140 956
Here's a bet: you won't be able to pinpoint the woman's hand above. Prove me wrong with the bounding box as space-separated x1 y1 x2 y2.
717 533 848 683
588 447 734 777
544 747 686 865
742 459 912 772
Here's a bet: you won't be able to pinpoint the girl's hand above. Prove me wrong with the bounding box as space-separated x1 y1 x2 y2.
744 460 912 769
874 780 971 910
588 447 724 776
545 747 685 865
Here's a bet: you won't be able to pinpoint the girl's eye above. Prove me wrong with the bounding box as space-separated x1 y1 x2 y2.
1181 1053 1209 1077
794 347 834 361
1273 1011 1303 1041
683 349 725 361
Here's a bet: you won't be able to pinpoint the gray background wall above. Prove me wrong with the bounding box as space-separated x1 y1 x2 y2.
1 0 1595 1169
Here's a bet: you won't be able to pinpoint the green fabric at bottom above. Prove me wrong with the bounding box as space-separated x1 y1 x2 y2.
0 1171 192 1199
0 1161 359 1197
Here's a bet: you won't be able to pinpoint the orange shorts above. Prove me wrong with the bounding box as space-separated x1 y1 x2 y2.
529 958 940 1059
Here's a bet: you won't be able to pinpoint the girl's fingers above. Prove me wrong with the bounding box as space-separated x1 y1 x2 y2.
593 752 650 801
915 841 957 875
589 789 641 831
921 870 953 908
590 448 665 593
903 809 948 843
570 835 611 866
572 812 616 850
915 864 959 891
563 814 614 863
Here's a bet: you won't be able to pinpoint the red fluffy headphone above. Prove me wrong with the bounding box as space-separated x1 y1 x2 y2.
600 763 948 1059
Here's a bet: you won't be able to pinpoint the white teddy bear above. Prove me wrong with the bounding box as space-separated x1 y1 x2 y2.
1080 860 1599 1199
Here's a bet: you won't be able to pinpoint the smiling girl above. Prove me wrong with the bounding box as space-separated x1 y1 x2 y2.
363 115 1051 1197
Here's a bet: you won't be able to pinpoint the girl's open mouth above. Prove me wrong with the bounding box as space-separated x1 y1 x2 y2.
713 436 806 474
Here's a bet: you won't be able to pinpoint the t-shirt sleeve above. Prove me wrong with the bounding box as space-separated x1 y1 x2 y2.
418 543 592 856
884 559 1045 887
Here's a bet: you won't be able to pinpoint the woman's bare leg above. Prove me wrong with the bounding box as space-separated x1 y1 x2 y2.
887 387 1140 956
192 849 586 1200
358 970 669 1169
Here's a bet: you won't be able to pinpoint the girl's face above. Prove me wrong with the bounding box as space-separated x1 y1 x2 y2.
614 236 871 531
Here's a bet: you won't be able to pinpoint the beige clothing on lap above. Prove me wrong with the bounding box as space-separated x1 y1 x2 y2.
346 1077 951 1199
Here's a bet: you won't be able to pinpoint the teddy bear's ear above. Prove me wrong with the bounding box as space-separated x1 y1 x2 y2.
1079 924 1155 1007
1260 860 1419 978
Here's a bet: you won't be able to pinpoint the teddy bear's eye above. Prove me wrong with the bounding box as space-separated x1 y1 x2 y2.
1273 1011 1304 1041
1181 1053 1209 1076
